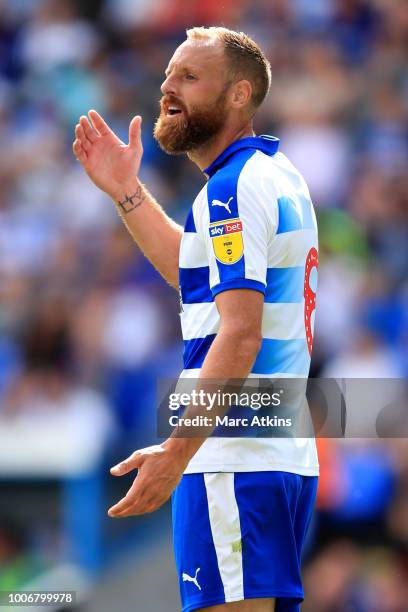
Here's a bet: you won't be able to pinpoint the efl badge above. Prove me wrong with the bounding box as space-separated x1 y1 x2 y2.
209 218 244 265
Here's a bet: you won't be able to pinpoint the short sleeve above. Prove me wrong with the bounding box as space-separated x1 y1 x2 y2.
196 161 277 299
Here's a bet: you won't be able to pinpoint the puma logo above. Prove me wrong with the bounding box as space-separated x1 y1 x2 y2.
211 196 233 214
182 567 201 591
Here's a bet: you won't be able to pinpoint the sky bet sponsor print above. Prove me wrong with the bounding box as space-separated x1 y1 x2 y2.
209 218 244 265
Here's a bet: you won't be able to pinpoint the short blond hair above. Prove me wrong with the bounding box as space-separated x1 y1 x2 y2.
186 26 271 111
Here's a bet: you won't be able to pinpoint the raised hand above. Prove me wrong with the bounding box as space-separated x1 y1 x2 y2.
72 110 143 200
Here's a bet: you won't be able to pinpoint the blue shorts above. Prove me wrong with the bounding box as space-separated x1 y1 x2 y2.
172 471 317 612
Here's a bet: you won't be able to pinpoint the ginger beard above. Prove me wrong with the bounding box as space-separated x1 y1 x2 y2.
154 85 230 154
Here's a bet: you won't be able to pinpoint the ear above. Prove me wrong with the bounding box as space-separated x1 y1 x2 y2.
230 80 252 109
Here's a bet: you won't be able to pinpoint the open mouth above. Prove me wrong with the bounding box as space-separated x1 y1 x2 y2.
166 106 183 117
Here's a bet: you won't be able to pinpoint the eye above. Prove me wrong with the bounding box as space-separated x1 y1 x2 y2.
185 74 197 80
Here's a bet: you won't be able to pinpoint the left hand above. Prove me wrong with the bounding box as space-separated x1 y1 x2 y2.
108 442 187 518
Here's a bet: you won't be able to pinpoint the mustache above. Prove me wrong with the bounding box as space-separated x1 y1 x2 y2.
159 95 187 113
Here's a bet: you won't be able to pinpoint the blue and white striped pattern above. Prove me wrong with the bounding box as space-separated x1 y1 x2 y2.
179 138 318 377
178 136 319 476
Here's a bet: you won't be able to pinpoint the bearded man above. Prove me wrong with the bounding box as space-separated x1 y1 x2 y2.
73 26 319 612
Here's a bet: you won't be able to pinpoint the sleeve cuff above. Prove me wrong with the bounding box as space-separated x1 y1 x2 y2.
211 278 266 298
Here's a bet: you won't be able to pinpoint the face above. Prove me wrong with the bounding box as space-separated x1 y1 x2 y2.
154 40 231 154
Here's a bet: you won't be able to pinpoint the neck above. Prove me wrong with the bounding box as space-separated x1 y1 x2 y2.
187 122 255 173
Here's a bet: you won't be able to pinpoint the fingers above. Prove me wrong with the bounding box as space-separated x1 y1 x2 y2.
108 495 134 517
80 115 99 142
73 114 98 162
88 109 113 136
108 443 174 518
75 123 92 152
109 502 146 518
108 449 147 516
108 483 161 518
110 450 143 476
108 499 139 517
109 504 153 518
109 484 167 517
128 115 142 150
72 139 87 163
108 477 142 516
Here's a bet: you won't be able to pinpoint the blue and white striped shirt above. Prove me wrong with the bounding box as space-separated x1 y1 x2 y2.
179 135 319 475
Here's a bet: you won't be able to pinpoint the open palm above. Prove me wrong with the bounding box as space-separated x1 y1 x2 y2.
72 110 143 200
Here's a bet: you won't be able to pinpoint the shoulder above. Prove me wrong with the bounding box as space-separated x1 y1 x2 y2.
239 150 280 186
236 152 281 214
205 151 275 209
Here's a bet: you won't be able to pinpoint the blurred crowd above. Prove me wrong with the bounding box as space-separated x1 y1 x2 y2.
0 0 407 609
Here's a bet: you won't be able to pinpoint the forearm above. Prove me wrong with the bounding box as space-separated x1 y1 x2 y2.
112 178 182 288
165 330 261 461
199 330 261 379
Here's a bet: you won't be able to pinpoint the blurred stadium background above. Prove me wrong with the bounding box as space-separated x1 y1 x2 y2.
0 0 407 610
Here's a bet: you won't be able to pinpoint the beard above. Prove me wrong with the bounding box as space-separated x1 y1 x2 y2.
154 88 229 155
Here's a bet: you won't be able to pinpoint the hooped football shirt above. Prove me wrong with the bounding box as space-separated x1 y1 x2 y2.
178 135 319 476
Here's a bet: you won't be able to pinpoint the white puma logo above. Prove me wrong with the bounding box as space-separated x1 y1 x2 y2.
211 196 233 214
182 567 201 591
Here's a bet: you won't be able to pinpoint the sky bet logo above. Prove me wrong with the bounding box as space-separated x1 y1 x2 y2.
209 219 243 237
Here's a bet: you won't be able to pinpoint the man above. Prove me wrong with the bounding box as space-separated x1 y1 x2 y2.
73 27 319 612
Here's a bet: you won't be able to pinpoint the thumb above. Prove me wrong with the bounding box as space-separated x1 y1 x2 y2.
110 451 143 476
128 115 142 150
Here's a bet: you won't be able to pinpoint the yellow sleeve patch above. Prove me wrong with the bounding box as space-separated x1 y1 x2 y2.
209 218 244 265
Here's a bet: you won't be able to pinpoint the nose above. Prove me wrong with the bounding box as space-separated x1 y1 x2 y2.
161 74 177 96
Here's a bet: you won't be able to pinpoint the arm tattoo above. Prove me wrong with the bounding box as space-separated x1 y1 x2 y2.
117 186 145 214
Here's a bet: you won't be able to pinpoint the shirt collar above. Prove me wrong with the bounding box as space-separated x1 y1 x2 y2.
204 135 280 178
